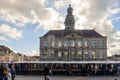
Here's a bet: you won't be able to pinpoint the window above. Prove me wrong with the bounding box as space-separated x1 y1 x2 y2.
78 40 82 47
51 51 55 60
99 40 104 47
85 52 88 59
99 51 103 59
58 51 62 59
69 40 75 47
84 40 88 47
58 41 62 47
42 50 48 59
71 51 75 60
51 40 55 47
78 51 82 59
92 51 95 59
43 41 48 47
64 51 68 60
91 40 96 47
64 40 69 47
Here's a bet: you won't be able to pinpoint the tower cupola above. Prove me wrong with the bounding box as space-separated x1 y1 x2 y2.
64 4 75 30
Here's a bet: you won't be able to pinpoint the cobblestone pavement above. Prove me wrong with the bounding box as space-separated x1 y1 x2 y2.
14 75 120 80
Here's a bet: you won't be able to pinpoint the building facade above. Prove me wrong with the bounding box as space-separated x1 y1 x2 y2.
40 5 107 61
108 54 120 61
0 45 18 62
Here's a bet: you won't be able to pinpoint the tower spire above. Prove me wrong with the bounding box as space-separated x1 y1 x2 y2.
64 4 75 30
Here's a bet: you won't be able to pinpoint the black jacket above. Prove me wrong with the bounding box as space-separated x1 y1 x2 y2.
44 66 49 76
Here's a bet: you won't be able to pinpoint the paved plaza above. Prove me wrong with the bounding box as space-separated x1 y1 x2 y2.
15 75 120 80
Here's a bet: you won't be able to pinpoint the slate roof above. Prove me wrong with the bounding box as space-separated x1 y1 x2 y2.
0 45 13 52
42 29 105 38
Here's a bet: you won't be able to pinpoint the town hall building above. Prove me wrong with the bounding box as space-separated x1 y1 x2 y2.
39 5 107 61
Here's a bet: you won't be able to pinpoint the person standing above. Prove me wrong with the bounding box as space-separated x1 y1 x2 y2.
43 64 49 80
10 65 16 80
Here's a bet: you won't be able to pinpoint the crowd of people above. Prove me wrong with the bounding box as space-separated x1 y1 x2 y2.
0 63 16 80
1 63 120 80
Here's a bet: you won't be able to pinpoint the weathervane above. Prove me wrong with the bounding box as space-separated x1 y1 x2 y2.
69 0 71 5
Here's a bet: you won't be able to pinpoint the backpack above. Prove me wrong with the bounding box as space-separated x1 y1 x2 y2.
3 69 8 75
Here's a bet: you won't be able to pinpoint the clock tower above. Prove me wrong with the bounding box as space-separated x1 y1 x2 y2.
64 4 75 30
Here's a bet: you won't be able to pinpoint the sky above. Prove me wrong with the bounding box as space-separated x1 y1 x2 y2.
0 0 120 56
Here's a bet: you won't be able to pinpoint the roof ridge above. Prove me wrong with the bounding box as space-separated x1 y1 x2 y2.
41 29 104 38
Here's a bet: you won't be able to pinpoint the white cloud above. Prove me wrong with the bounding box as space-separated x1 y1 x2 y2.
36 8 64 30
0 24 23 39
23 50 39 56
54 0 67 10
107 30 120 56
0 0 46 27
0 0 64 30
0 36 8 41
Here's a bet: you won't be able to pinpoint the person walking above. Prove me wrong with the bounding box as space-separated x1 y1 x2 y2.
10 65 16 80
43 64 49 80
3 64 11 80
